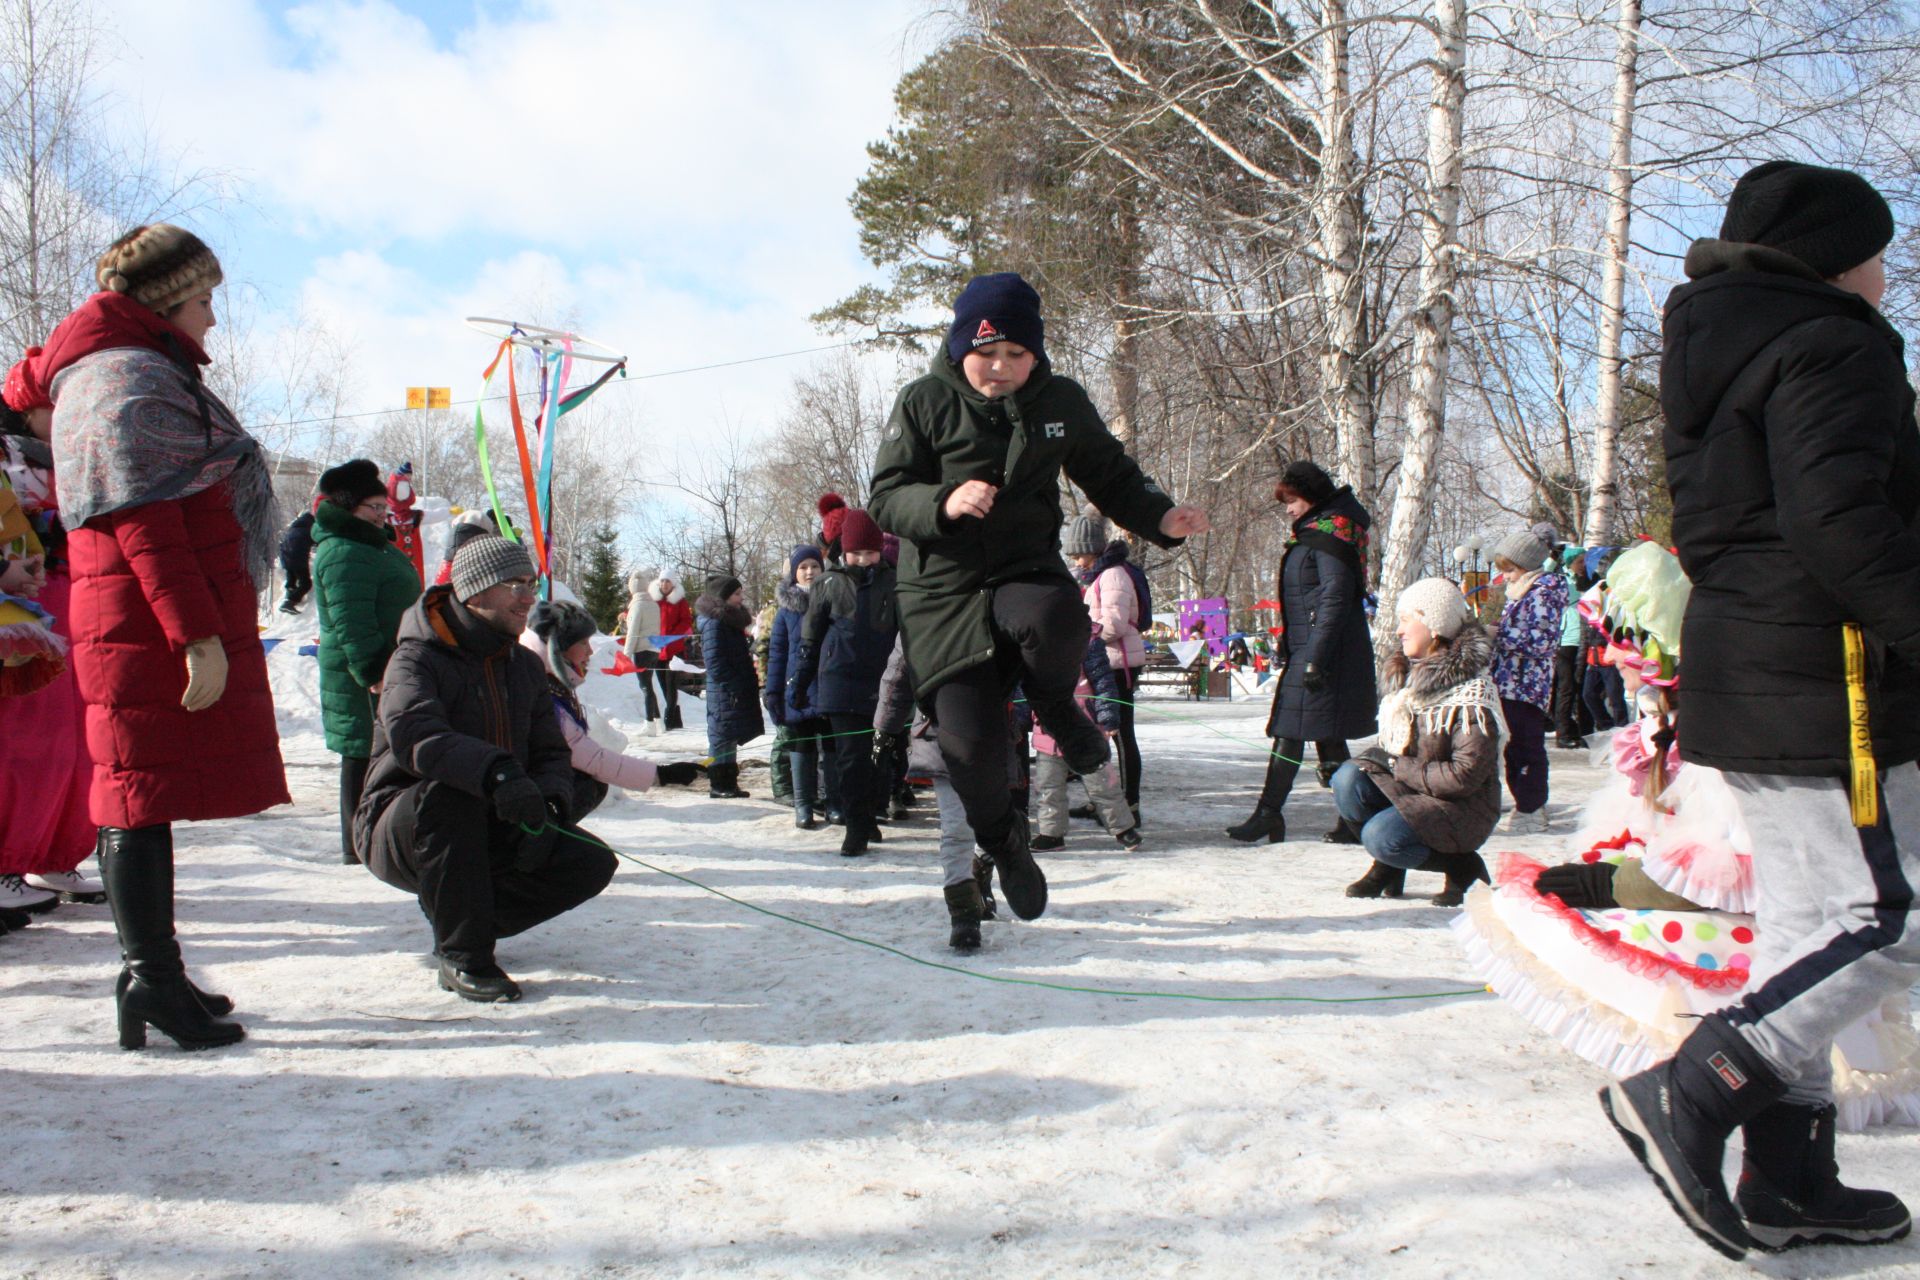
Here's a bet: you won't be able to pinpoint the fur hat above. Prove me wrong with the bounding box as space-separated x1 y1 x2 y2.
1491 528 1550 571
704 573 742 602
96 224 224 315
317 458 386 510
451 535 536 602
839 509 883 555
528 599 598 687
946 272 1045 365
1063 508 1108 557
1274 459 1336 506
1395 578 1473 640
1720 161 1894 278
818 492 848 550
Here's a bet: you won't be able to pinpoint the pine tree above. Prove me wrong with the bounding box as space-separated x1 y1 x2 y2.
577 525 627 633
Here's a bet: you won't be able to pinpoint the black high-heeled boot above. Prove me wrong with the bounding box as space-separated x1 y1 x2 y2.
100 825 245 1051
1225 807 1287 844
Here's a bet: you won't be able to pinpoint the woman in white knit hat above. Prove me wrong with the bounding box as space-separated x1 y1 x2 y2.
1331 577 1503 905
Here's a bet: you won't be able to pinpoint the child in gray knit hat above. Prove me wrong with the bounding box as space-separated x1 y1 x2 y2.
1489 528 1568 833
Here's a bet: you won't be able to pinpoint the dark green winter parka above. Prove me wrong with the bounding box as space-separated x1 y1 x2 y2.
868 355 1180 701
313 500 423 757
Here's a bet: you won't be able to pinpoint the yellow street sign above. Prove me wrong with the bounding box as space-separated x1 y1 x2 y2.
406 387 427 409
427 387 451 409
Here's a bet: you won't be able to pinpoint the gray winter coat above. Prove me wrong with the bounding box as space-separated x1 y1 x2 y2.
1354 622 1502 855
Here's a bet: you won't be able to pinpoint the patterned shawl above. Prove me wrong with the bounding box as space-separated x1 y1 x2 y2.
1285 485 1371 589
50 347 279 590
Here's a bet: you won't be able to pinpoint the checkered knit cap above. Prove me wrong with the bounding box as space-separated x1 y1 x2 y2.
451 535 536 602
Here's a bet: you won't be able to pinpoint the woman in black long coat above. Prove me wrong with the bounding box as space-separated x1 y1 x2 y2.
1226 461 1379 844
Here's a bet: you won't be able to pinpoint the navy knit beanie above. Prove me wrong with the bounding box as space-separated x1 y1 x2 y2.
786 544 822 583
946 272 1045 365
1720 161 1894 278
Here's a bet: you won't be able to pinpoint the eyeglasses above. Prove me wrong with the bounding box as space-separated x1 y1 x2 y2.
502 579 539 598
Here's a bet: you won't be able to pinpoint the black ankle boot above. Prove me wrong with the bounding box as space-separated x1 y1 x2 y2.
1345 861 1405 898
1429 852 1490 907
944 881 985 951
1225 806 1287 844
988 809 1047 920
1738 1102 1911 1250
1600 1015 1788 1259
708 762 748 799
100 825 245 1051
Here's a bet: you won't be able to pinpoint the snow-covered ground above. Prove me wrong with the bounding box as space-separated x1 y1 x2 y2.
6 635 1918 1278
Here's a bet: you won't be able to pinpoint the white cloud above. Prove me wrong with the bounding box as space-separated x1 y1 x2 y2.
93 0 938 435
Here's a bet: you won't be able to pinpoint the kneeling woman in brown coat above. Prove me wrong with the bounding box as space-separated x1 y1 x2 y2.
1331 577 1502 906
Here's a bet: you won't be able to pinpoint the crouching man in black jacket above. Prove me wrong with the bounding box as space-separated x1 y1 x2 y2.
354 535 616 1002
1598 162 1920 1259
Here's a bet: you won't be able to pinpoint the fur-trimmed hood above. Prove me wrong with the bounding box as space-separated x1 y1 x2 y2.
775 581 810 613
648 577 685 604
694 591 753 631
1377 621 1505 758
1382 620 1493 699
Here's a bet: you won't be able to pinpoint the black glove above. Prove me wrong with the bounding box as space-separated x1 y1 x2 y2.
1534 861 1619 909
871 728 905 769
656 761 700 786
488 765 548 827
1301 662 1327 693
543 794 572 829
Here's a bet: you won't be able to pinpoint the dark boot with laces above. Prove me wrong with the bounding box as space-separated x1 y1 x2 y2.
1738 1101 1911 1251
1429 852 1490 907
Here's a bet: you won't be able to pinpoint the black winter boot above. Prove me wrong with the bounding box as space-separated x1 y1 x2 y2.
1738 1101 1911 1250
988 808 1048 921
944 881 985 951
1345 861 1405 899
100 825 245 1051
1225 806 1287 844
1429 852 1490 907
708 761 748 799
793 751 819 829
1600 1015 1789 1259
972 854 998 921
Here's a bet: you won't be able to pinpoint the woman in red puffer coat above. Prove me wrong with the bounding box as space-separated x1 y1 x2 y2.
21 224 288 1051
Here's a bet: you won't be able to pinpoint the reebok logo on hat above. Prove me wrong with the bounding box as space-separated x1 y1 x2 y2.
971 319 1002 348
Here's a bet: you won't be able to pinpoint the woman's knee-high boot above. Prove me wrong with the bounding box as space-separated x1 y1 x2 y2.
100 825 244 1050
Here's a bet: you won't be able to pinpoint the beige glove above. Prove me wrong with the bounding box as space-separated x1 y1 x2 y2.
181 637 229 712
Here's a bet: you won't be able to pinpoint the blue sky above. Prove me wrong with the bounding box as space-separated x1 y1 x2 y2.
95 0 937 443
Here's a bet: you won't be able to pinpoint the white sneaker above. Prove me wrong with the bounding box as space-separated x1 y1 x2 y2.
26 869 105 900
1501 808 1551 834
0 873 59 913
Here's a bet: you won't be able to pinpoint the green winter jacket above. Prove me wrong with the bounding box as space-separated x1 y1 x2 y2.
868 355 1180 701
313 501 423 757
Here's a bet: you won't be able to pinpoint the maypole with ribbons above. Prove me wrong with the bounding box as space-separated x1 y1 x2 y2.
465 317 627 594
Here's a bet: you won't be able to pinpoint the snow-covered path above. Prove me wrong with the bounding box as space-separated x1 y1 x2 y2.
6 647 1917 1278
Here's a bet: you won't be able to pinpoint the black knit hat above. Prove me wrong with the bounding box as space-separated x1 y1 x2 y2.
705 574 742 602
946 272 1045 365
528 599 597 686
317 458 386 510
1274 459 1336 506
1720 161 1894 278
